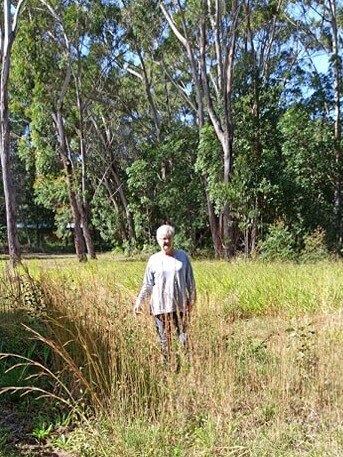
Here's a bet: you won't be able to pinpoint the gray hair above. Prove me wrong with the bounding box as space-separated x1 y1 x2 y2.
156 224 175 239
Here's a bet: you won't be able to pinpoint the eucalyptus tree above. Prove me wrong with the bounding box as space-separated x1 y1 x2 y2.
120 0 164 143
279 105 334 243
160 0 242 257
11 10 71 246
287 0 343 251
11 0 110 260
42 0 101 260
159 0 295 256
231 0 298 255
85 93 137 245
0 0 26 264
322 0 342 250
12 0 153 251
97 0 207 246
65 1 143 247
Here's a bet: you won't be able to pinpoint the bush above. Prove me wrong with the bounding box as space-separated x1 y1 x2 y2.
300 227 330 262
258 221 296 261
173 232 194 253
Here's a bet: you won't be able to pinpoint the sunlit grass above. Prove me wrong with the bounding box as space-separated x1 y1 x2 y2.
22 255 343 317
1 256 343 456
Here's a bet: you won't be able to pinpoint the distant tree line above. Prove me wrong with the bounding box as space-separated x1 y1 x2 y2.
0 0 342 261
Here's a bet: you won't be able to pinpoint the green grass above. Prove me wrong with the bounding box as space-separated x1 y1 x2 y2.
1 255 343 456
23 255 343 317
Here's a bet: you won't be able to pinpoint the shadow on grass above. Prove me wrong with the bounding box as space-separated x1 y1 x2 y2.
0 309 44 453
0 310 73 457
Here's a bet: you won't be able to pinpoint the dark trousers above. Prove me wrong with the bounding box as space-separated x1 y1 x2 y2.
154 312 188 362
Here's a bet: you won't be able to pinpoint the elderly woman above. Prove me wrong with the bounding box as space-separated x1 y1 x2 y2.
134 224 196 360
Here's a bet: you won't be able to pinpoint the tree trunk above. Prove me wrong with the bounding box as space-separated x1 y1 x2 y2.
329 0 342 251
222 135 233 257
78 200 96 259
0 0 21 266
69 191 87 262
76 91 96 259
54 111 87 262
0 107 20 265
195 55 222 257
204 183 223 257
251 221 257 254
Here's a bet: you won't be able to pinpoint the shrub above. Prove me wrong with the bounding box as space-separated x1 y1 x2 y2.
258 220 296 261
300 227 330 262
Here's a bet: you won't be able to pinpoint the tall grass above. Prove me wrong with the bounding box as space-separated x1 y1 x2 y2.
1 257 343 455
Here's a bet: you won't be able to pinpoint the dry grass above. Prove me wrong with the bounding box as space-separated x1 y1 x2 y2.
1 257 343 456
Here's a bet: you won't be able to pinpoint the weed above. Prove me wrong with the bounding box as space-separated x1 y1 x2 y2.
32 422 53 442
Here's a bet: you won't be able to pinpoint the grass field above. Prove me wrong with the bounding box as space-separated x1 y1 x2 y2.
1 255 343 456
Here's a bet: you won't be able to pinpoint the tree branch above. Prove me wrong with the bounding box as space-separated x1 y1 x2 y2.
126 66 143 80
12 0 26 34
160 3 187 48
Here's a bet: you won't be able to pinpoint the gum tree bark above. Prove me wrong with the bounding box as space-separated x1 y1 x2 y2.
0 0 25 265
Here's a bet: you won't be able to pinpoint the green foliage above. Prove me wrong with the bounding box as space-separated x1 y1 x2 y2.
196 124 224 214
127 125 207 249
258 220 296 261
231 85 284 230
3 0 342 258
279 105 334 241
34 176 68 210
126 158 158 241
173 231 193 253
34 176 70 241
32 411 71 443
32 422 53 442
0 226 7 245
300 227 330 262
91 188 123 247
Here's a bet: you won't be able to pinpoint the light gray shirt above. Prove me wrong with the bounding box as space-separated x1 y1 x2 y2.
135 249 196 316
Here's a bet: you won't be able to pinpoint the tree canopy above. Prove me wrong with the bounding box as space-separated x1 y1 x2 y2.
1 0 342 260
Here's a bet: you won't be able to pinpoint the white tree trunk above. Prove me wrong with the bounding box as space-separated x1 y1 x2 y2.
0 0 24 265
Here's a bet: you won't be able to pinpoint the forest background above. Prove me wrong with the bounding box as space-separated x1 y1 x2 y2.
1 2 343 456
0 0 342 262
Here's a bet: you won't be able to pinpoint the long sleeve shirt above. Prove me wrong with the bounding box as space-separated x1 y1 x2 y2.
135 249 196 316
